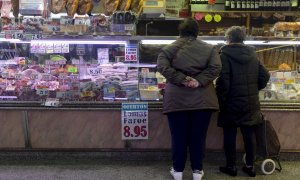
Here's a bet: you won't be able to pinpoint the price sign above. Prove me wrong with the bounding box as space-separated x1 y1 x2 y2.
124 24 135 31
125 45 138 62
15 73 22 79
80 91 94 97
87 68 102 76
30 73 38 80
70 74 79 80
1 72 9 78
42 73 51 81
76 44 85 55
45 98 60 107
121 103 148 140
31 33 42 40
12 31 24 39
56 91 66 98
36 88 49 96
97 48 109 64
38 43 47 54
72 59 80 65
6 85 16 91
214 14 222 22
53 43 62 53
205 14 213 22
61 43 69 53
68 66 78 73
58 73 67 79
46 43 54 54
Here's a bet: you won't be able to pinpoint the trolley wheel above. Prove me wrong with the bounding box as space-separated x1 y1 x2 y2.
261 159 276 175
243 153 246 164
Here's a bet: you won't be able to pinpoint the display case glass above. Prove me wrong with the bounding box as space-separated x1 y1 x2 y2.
0 36 300 105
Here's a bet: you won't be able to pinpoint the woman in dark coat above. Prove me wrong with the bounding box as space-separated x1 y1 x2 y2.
216 26 270 177
157 18 221 180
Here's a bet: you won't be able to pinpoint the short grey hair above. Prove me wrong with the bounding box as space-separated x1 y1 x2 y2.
225 26 246 43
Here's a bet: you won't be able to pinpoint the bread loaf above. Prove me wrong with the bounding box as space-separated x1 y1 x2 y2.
77 0 93 15
118 0 132 11
103 0 120 15
51 0 67 14
66 0 79 17
130 0 143 14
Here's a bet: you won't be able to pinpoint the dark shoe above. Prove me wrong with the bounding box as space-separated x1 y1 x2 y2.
242 166 256 177
219 166 237 176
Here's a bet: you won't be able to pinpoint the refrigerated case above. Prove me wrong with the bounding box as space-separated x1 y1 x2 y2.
0 36 300 152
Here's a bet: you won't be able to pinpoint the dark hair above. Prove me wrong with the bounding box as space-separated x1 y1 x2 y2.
178 18 199 38
225 26 246 43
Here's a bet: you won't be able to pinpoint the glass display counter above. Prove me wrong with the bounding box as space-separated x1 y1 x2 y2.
0 36 300 152
1 36 300 108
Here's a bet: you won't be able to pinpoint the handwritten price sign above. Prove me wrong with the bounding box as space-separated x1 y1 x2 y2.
121 103 148 140
125 46 138 62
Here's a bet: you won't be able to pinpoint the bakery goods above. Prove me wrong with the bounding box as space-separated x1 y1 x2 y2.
103 0 120 15
66 0 79 17
77 0 93 15
130 0 143 14
50 0 67 14
118 0 132 11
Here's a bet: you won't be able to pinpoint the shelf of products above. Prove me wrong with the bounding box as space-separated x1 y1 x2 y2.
191 0 299 12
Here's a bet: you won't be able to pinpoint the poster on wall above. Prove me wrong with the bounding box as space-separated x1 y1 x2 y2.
121 103 148 140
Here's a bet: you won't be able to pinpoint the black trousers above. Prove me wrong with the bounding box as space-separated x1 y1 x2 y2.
167 110 212 172
223 126 256 167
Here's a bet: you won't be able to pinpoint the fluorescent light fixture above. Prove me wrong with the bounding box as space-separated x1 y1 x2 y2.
141 40 175 44
141 39 300 45
31 40 127 45
141 40 226 45
0 38 30 43
262 41 300 45
244 41 265 45
203 40 225 45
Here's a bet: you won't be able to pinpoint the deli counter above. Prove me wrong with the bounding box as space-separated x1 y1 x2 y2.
0 35 299 152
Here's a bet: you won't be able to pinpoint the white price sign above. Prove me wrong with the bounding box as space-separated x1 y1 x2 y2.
72 59 80 65
124 24 135 31
58 73 67 79
42 73 51 81
30 73 38 80
15 73 22 79
125 46 138 62
1 72 9 78
45 98 60 107
36 88 49 96
97 48 109 64
6 85 16 91
87 68 102 76
56 91 66 98
121 103 148 140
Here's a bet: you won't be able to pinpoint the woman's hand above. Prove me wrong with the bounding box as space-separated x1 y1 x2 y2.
182 76 200 88
186 78 199 88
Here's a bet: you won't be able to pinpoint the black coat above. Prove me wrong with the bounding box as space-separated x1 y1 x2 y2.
216 44 270 127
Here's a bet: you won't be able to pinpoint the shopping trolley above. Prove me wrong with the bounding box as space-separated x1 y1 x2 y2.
243 115 282 175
